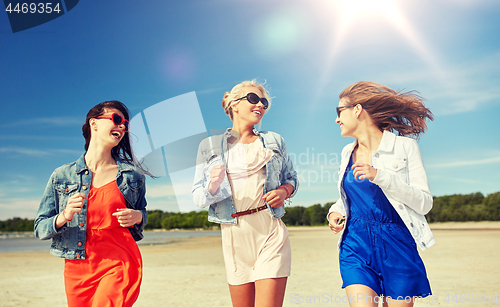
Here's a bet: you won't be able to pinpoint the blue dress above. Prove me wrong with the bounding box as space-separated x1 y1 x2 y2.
339 156 431 298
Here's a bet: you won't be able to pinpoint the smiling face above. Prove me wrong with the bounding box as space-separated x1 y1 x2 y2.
335 98 358 137
91 108 127 147
232 86 267 126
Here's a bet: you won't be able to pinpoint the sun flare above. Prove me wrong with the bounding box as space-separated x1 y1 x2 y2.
312 0 440 96
329 0 432 61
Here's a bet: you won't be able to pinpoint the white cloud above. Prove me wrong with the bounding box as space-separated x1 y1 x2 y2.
0 197 40 219
195 86 226 95
382 52 500 115
439 0 498 7
0 135 79 141
145 183 177 198
2 117 82 128
0 147 81 157
428 156 500 168
0 147 52 156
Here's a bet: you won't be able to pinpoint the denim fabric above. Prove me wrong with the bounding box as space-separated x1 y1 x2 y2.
328 131 435 251
192 129 298 224
34 153 148 259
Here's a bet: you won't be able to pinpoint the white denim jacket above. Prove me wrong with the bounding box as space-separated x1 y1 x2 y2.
328 131 435 251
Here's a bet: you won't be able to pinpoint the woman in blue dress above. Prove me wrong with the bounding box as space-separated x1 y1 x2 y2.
328 81 435 306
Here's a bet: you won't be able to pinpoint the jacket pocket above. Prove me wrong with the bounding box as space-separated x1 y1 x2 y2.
126 178 144 191
266 144 283 173
204 146 224 168
380 156 408 183
203 153 224 185
54 182 79 210
206 153 223 168
122 177 144 208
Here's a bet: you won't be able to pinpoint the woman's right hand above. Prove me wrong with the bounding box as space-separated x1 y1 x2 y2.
65 192 86 220
208 164 225 195
55 192 85 229
328 212 345 234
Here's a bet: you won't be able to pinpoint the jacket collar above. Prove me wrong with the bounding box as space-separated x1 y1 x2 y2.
114 153 134 173
75 153 89 174
377 130 396 153
75 152 133 174
345 130 396 156
224 127 260 137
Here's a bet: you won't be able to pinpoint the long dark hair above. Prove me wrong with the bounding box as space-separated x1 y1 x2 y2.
339 81 434 138
82 100 153 177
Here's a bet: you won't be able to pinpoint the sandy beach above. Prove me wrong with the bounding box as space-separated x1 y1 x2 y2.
1 222 499 306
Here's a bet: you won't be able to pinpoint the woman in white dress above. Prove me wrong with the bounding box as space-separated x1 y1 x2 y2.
192 80 299 307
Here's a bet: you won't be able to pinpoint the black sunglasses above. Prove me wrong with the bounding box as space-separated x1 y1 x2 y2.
96 113 130 132
336 104 358 117
235 92 269 110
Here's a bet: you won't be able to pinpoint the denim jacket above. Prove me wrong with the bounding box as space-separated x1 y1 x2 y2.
34 153 148 259
192 129 299 224
328 131 435 251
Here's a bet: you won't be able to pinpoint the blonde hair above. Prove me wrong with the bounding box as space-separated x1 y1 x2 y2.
222 80 272 121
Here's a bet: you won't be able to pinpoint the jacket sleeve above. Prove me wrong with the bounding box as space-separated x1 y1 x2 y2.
34 171 69 240
131 174 148 241
371 139 433 215
279 136 299 197
327 145 350 220
191 139 232 208
327 198 347 221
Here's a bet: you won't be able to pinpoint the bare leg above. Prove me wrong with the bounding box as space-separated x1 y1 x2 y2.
383 296 414 307
345 284 380 307
254 277 288 307
229 282 255 307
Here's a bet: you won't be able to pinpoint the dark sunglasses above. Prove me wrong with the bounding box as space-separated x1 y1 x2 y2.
235 92 269 110
336 104 358 117
96 113 130 132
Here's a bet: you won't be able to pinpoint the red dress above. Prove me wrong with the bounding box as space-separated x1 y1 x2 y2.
64 180 143 307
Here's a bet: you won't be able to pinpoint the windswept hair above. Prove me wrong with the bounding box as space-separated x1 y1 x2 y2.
339 81 434 138
222 79 271 121
82 100 154 177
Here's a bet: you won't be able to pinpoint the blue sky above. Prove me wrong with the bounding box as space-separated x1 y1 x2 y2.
1 0 499 219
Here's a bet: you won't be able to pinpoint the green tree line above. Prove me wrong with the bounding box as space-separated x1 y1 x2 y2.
2 192 499 232
427 192 500 222
0 218 34 232
144 210 217 230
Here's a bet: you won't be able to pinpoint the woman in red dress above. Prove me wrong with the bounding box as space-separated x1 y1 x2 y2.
35 100 151 306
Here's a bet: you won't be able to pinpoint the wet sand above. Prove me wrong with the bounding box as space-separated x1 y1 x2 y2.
1 222 499 306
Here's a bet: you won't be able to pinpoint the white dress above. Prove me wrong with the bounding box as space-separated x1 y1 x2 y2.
221 138 291 285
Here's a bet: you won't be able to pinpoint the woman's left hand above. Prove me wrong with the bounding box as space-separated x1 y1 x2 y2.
351 162 377 181
112 208 143 228
263 188 288 208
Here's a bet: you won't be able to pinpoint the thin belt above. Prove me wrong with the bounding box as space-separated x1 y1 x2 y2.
231 205 268 218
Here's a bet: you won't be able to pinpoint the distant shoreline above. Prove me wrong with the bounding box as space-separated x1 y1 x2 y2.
2 221 499 239
427 221 500 230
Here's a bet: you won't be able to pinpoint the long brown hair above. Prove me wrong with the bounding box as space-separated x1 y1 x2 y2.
339 81 434 138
